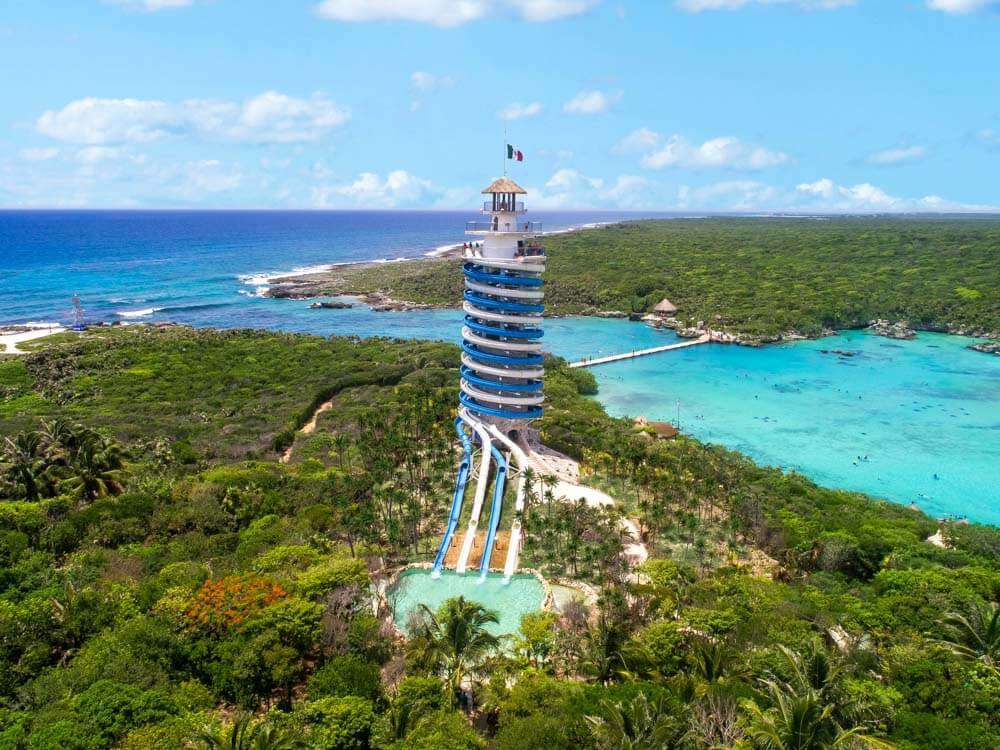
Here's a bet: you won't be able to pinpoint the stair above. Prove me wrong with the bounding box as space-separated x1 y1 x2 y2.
442 530 510 572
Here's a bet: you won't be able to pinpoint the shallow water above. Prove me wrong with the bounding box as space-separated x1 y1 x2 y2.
591 330 1000 524
389 569 545 636
2 210 998 524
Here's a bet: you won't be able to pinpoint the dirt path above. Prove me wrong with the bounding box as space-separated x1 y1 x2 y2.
279 398 334 464
0 327 66 355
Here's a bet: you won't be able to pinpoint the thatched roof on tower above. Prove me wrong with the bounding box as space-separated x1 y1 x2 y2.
482 177 527 194
653 298 678 314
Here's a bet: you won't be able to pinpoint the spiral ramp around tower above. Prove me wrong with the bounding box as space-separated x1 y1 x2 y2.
433 248 547 579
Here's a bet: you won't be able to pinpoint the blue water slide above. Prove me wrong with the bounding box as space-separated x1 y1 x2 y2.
479 443 508 579
460 366 543 392
463 290 544 314
461 342 544 366
431 418 473 574
460 391 544 421
463 265 544 287
464 316 543 340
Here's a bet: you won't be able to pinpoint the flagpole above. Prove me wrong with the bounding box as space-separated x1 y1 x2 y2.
503 125 507 177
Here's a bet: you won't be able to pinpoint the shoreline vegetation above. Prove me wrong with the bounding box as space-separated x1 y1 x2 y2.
263 217 1000 352
0 325 998 748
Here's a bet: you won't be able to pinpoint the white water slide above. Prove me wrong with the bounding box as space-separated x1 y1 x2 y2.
455 412 494 574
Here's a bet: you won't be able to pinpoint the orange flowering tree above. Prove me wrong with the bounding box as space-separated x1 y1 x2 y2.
184 574 287 634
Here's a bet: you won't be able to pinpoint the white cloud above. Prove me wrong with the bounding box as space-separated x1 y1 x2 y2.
498 101 543 120
866 145 927 165
508 0 598 21
676 0 855 11
316 0 488 26
978 128 1000 147
533 168 651 208
76 146 126 163
221 91 349 143
795 177 835 199
36 92 349 145
315 0 596 27
545 167 604 193
613 127 660 154
926 0 996 13
411 71 455 92
641 134 788 171
795 176 997 212
563 89 621 115
37 98 178 144
313 170 435 208
603 174 651 205
106 0 198 10
676 180 781 210
19 147 59 161
162 160 243 199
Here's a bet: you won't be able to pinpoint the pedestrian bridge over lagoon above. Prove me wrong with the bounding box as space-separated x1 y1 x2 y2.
568 333 711 368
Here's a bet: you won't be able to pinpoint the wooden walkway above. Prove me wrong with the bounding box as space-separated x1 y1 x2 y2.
568 333 710 368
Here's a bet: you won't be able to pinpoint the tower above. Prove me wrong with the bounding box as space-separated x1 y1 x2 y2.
431 177 546 582
460 177 545 424
71 294 86 332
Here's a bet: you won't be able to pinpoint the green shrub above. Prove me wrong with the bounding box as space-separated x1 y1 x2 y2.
295 557 369 599
73 679 177 746
307 655 383 703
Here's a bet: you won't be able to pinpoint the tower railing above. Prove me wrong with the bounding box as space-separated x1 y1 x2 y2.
465 220 542 233
483 200 526 213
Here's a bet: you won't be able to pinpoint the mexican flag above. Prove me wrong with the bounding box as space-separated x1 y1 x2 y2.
506 144 524 162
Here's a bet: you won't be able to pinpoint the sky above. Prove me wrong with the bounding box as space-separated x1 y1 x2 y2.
0 0 998 212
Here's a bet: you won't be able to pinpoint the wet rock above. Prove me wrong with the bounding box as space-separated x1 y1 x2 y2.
868 319 916 340
970 340 1000 356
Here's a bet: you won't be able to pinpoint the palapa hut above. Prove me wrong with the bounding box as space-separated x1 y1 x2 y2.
652 298 678 316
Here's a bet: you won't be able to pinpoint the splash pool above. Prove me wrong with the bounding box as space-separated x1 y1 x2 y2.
388 568 545 637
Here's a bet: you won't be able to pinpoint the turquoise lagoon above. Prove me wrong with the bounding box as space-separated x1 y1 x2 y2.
165 298 1000 525
389 569 545 636
590 330 1000 525
310 305 999 524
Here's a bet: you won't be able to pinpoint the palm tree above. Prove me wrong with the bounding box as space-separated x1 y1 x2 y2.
1 431 50 500
193 712 303 749
585 694 682 750
690 638 736 684
935 600 1000 670
407 595 500 708
744 643 894 750
58 433 125 501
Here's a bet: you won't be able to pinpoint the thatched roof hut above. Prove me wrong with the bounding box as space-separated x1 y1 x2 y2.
653 298 677 315
482 177 527 194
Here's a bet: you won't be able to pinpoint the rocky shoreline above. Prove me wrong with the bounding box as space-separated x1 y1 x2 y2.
262 252 998 355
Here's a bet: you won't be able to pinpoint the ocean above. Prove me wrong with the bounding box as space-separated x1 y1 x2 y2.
0 209 680 328
1 210 998 524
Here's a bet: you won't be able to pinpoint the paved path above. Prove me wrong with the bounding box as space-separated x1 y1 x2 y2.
0 327 66 355
568 333 710 368
517 435 649 567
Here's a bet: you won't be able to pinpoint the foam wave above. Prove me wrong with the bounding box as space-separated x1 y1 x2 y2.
424 242 464 258
116 307 163 319
238 262 342 287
